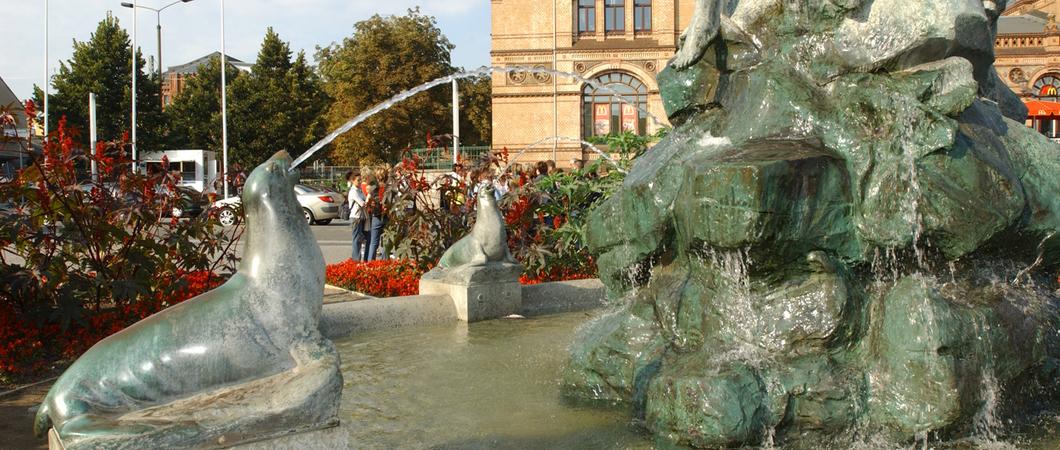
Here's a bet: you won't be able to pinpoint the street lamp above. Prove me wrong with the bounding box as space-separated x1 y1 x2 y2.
130 1 137 171
220 0 229 199
121 0 195 99
44 0 49 140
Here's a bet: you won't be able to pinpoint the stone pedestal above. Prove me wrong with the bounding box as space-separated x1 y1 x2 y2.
419 263 523 322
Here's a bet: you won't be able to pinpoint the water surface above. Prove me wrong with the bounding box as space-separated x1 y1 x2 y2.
334 311 1059 450
334 311 651 449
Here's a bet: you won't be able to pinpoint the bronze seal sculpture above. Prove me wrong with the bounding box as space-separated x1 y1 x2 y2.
435 184 517 270
34 152 342 449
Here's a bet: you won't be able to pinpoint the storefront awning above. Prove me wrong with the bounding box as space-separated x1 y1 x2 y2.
1023 99 1060 117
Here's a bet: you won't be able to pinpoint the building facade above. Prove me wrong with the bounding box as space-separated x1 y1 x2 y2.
490 0 693 167
994 0 1060 136
161 52 251 108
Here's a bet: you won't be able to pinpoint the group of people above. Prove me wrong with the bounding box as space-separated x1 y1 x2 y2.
342 156 611 261
344 166 390 261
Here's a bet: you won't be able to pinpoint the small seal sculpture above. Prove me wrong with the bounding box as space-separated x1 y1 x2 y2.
420 184 523 322
34 152 343 449
431 184 517 273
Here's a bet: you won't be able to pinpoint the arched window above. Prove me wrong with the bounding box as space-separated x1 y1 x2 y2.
582 72 649 138
1033 73 1060 102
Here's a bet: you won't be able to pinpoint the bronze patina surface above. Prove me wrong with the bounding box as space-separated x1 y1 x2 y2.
34 152 342 449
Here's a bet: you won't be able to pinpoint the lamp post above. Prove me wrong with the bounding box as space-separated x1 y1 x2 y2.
120 0 195 106
131 1 137 171
221 0 229 199
44 0 49 140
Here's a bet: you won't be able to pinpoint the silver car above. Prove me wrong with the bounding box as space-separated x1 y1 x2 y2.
211 184 342 226
294 184 342 225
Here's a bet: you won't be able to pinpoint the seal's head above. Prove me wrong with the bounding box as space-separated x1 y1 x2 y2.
477 184 498 208
242 151 300 218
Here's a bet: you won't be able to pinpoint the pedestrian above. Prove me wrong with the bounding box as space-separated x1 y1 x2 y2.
346 172 367 261
363 166 389 261
533 161 550 183
494 172 511 200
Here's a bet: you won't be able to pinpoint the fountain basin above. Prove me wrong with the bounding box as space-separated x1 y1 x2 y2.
325 309 1059 449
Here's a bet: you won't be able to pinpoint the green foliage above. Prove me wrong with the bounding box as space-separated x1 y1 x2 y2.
227 29 330 168
504 160 626 276
587 128 669 159
379 156 468 267
316 8 456 165
286 52 331 162
35 13 165 152
376 144 624 278
457 75 492 146
165 56 243 153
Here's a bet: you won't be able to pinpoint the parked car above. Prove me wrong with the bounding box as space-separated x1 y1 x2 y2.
162 186 207 219
294 184 342 225
210 184 342 226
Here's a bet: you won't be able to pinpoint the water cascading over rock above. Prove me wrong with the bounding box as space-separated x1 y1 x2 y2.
564 1 1060 447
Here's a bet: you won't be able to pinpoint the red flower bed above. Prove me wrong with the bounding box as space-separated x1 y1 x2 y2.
519 267 596 285
0 271 222 377
325 259 597 298
326 259 423 297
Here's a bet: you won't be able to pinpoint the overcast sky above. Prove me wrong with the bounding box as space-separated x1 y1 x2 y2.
4 0 490 100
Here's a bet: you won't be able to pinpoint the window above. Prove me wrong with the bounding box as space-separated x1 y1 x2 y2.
577 0 596 34
582 72 649 139
605 0 625 33
1033 74 1060 102
634 0 652 32
144 161 196 183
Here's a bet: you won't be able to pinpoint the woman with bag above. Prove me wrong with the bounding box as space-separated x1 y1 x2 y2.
363 166 391 261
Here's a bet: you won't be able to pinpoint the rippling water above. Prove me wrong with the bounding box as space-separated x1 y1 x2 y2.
334 311 651 449
333 311 1059 450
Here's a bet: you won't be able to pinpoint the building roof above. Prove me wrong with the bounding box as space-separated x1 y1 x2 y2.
998 14 1048 34
0 75 25 129
164 52 252 76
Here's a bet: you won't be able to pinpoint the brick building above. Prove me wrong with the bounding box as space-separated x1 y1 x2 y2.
490 0 694 167
994 0 1060 137
161 52 251 108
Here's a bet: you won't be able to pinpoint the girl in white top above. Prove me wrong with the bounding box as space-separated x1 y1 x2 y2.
346 174 368 260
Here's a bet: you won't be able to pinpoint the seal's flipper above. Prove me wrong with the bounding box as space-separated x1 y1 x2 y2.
33 404 51 437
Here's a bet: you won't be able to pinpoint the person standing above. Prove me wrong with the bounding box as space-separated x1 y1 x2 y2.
363 166 390 261
346 172 367 261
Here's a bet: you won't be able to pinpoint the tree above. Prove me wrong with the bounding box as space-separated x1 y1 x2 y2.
317 8 455 165
35 13 165 153
165 55 242 153
457 75 492 146
286 51 331 162
227 28 329 168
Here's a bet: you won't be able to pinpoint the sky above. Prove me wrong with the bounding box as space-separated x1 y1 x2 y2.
3 0 491 100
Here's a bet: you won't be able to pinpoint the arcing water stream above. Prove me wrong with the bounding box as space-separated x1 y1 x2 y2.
504 136 627 174
289 66 667 170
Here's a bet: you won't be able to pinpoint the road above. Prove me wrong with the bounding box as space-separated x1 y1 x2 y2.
2 220 358 267
308 220 356 264
231 220 356 265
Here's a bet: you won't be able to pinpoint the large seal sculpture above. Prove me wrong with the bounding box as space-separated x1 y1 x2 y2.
34 151 343 449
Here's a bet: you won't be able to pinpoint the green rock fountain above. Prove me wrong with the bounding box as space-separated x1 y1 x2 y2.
564 0 1060 447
